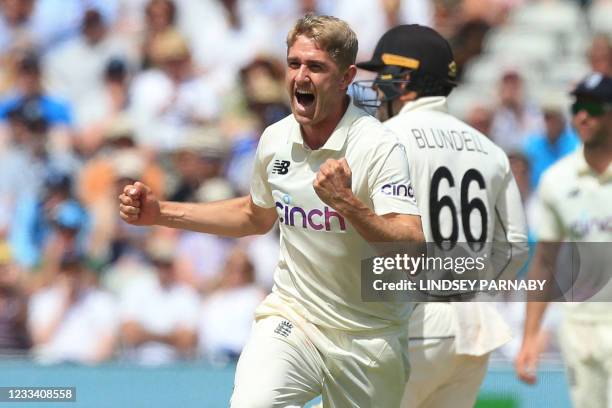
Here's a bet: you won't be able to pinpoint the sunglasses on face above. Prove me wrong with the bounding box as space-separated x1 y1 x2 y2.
571 100 612 117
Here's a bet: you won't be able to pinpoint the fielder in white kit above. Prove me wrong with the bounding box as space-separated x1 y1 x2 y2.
119 15 425 408
515 73 612 408
354 25 529 408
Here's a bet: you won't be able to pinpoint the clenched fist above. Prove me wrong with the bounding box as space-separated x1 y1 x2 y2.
118 181 160 226
313 158 353 209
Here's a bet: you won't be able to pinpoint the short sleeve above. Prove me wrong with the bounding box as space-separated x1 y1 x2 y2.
369 142 420 216
534 173 564 241
249 132 275 208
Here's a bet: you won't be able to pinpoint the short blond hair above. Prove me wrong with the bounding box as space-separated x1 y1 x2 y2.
287 15 358 71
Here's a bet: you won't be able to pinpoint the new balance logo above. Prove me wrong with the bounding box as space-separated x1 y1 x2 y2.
274 320 293 337
272 160 291 175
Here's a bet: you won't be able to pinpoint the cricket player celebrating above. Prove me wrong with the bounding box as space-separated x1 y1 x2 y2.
119 15 424 408
353 25 528 407
515 73 612 407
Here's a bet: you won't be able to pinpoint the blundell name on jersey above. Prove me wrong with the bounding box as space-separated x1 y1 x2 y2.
410 128 488 154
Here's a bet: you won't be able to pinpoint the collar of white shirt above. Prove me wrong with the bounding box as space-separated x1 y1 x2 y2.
576 145 612 180
289 97 364 151
398 96 448 115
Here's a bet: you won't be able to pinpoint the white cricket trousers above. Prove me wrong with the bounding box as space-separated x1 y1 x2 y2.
560 317 612 408
230 315 410 408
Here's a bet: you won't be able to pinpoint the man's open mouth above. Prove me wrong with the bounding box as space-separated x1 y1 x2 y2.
295 89 315 107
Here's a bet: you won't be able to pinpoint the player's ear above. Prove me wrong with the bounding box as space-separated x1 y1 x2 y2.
340 65 357 90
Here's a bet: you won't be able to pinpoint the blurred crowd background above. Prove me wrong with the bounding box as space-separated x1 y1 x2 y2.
0 0 610 367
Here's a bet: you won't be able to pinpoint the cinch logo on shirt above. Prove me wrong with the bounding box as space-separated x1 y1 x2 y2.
275 202 347 231
569 216 612 238
272 160 291 175
381 183 414 198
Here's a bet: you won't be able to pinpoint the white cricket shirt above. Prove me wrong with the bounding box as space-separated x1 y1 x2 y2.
250 101 420 332
384 97 528 355
537 146 612 242
536 147 612 320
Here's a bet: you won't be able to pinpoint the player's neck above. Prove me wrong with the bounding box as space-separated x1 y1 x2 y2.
584 135 612 174
301 97 349 150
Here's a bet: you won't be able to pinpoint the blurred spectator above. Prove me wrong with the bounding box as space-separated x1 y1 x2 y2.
76 58 132 155
211 54 286 282
0 44 27 96
198 247 264 361
120 237 199 365
523 94 579 189
175 177 236 292
0 100 81 239
168 126 228 202
431 0 509 39
465 103 494 136
0 102 52 231
0 51 73 132
450 19 490 80
77 116 158 205
84 149 145 262
0 244 30 356
77 117 164 264
27 253 118 364
100 223 156 300
0 0 120 56
0 0 39 56
180 0 274 95
588 33 612 76
490 69 544 152
9 172 88 270
331 0 433 62
92 145 162 296
141 0 177 69
129 29 220 150
44 9 134 113
238 57 289 129
37 199 90 282
508 152 531 206
226 57 290 195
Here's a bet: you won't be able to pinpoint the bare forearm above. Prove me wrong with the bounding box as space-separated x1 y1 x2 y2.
523 264 551 343
122 324 183 349
158 196 274 237
168 330 197 354
335 195 423 242
523 301 549 343
148 330 196 354
89 335 117 363
523 243 560 342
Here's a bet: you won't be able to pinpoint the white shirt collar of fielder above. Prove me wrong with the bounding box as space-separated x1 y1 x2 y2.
397 95 449 115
